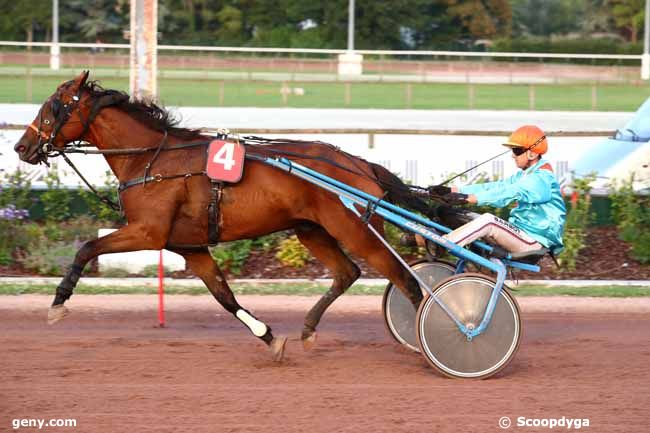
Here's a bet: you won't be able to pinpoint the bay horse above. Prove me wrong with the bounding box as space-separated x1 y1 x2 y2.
13 71 432 361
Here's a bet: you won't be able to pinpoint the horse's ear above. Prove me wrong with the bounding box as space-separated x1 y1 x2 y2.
73 70 90 89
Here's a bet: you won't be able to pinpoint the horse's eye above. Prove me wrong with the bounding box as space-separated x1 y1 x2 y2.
51 99 61 117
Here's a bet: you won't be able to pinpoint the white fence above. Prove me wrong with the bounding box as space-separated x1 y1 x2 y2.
0 41 644 85
0 41 642 60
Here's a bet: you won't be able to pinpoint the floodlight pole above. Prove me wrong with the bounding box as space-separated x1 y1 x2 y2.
347 0 355 51
130 0 158 100
50 0 60 70
337 0 362 75
643 0 650 79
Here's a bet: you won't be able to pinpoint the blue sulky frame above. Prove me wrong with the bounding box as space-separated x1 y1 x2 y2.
261 156 540 341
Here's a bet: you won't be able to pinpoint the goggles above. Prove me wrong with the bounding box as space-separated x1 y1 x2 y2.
510 135 546 156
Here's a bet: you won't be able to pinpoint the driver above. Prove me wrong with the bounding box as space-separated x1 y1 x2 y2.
430 125 567 256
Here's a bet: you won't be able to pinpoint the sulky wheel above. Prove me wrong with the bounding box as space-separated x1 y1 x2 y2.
416 273 522 379
382 260 455 352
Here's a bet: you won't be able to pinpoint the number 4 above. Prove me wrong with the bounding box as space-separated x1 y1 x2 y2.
213 142 236 170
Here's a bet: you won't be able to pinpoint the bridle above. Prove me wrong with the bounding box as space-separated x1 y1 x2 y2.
29 82 134 162
26 84 132 210
27 85 85 165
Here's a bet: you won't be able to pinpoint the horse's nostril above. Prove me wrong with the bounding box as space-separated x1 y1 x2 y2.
16 145 26 153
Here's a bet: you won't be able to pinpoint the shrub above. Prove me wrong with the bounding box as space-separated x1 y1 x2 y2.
0 171 33 265
41 170 71 222
0 169 32 210
251 233 282 252
141 264 172 277
559 174 596 271
210 240 253 274
383 222 420 256
77 171 122 224
491 37 642 65
19 237 80 275
609 175 650 264
12 215 98 273
275 235 311 268
0 204 31 265
0 168 103 270
57 216 100 243
631 231 650 265
100 267 131 278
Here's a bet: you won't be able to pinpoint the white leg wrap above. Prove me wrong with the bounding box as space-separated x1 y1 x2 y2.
236 309 268 337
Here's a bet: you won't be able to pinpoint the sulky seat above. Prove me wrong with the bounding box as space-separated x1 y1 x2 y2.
508 248 550 264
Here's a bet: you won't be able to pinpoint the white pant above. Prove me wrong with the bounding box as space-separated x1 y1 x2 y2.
443 213 542 253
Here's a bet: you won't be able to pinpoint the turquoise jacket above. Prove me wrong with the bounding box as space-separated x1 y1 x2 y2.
459 159 567 253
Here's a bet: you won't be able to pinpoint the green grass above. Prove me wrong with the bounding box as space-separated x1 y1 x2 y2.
0 282 647 297
0 282 382 296
476 84 530 110
509 285 650 297
1 71 649 110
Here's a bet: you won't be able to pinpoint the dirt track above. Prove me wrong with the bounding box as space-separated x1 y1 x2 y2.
1 295 649 433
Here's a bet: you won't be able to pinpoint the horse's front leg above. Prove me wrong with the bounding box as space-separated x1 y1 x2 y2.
48 222 170 324
174 248 288 362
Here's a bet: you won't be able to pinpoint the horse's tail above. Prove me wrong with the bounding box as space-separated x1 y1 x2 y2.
369 162 436 219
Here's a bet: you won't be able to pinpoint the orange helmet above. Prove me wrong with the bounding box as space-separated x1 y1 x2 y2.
503 125 548 155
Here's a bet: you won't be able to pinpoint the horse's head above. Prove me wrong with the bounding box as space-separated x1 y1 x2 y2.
14 70 129 165
14 71 94 164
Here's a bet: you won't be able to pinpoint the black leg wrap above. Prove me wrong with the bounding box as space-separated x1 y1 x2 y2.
53 264 84 305
260 328 274 345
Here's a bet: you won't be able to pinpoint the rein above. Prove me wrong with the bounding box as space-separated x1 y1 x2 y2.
59 152 121 211
55 135 416 199
59 139 212 155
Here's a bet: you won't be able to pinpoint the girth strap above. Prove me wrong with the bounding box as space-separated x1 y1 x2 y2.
164 178 224 251
208 180 224 244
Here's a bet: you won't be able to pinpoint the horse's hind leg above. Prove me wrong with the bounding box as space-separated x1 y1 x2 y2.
294 223 360 350
176 248 287 362
318 213 423 308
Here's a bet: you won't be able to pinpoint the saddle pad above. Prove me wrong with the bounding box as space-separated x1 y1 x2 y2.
206 139 246 182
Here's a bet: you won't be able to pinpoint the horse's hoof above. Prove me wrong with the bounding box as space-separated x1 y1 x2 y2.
302 331 317 351
269 336 287 362
47 305 69 325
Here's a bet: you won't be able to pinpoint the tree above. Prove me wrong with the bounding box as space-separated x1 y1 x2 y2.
511 0 588 37
70 0 127 41
354 0 434 49
215 5 244 44
0 0 50 42
580 0 617 35
609 0 644 42
439 0 512 41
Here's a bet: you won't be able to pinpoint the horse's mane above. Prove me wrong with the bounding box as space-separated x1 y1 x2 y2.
83 80 203 140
